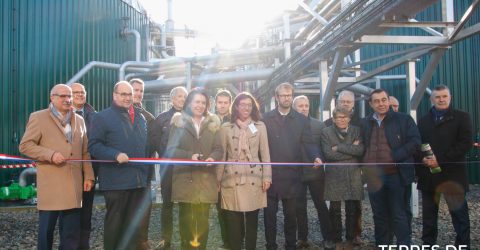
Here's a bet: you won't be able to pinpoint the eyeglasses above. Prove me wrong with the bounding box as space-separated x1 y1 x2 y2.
115 92 133 98
339 100 354 104
238 103 253 109
277 94 293 99
73 91 86 96
52 94 72 99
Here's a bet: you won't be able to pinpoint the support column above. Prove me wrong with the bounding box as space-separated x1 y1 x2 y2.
406 59 419 218
319 60 329 121
186 62 192 91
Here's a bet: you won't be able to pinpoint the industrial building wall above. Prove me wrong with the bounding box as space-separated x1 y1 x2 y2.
360 1 480 183
0 0 149 184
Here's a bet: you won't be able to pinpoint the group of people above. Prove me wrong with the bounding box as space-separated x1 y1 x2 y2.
19 79 473 250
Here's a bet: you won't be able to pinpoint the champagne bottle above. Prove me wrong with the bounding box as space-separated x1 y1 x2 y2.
421 143 442 174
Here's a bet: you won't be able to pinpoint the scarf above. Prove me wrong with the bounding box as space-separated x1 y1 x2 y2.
431 106 448 123
234 118 254 185
334 125 349 141
50 103 73 143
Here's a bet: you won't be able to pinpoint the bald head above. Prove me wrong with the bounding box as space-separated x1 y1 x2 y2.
113 81 133 109
50 84 72 115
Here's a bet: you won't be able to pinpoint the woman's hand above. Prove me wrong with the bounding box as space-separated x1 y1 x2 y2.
262 181 271 192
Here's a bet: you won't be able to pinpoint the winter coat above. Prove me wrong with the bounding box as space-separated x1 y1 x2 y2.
217 121 272 212
360 110 421 186
301 117 325 181
166 112 223 203
320 125 364 201
19 109 94 210
262 108 321 199
88 104 149 191
416 107 473 193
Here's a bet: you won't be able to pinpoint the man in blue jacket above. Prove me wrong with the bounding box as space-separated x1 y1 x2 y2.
262 83 323 250
360 89 420 246
88 81 150 250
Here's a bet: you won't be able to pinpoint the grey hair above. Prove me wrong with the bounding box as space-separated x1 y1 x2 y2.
170 86 188 98
293 95 309 106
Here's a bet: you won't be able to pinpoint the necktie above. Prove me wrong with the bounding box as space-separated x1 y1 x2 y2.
75 110 84 117
129 106 135 124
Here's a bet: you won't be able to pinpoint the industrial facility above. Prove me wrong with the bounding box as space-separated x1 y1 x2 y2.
1 0 480 248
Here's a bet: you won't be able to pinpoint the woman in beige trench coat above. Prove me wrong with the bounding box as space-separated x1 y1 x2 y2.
217 92 272 250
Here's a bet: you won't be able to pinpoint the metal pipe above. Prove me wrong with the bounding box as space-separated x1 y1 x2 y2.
122 28 141 61
66 61 121 85
144 68 274 91
19 168 36 187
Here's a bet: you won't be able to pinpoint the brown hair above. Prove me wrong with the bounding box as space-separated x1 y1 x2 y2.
231 92 261 122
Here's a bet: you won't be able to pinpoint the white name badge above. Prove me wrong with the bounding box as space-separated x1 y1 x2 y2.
248 123 258 134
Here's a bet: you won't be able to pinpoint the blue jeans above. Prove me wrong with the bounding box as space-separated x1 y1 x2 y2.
368 174 411 246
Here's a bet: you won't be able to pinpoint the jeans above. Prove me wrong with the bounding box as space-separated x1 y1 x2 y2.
367 174 411 246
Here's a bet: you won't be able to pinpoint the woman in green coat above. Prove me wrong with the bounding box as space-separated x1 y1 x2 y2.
166 88 223 249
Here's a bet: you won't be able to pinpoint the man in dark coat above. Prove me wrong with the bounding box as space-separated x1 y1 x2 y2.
71 82 97 250
360 89 420 246
88 81 150 250
292 95 333 249
262 83 323 250
148 86 188 250
416 85 473 247
214 89 233 250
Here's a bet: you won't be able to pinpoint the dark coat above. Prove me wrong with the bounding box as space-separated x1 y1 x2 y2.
165 112 223 203
360 110 421 185
88 104 149 191
262 108 321 199
321 125 364 201
301 117 326 181
82 102 97 135
416 107 473 193
148 107 181 157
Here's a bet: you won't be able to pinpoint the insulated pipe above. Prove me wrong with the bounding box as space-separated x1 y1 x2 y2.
19 168 37 187
66 61 150 85
66 61 121 85
122 28 141 61
144 68 274 91
119 61 164 80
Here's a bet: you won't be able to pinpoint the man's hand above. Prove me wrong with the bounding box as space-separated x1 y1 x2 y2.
263 181 271 192
331 145 338 151
84 180 94 191
204 157 214 166
353 140 360 145
192 153 203 160
116 153 129 164
422 155 439 169
313 157 323 169
51 152 66 165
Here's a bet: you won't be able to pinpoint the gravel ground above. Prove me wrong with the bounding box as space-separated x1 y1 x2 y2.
1 185 479 250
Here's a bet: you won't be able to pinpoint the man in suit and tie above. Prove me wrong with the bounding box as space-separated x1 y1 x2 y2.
70 82 97 249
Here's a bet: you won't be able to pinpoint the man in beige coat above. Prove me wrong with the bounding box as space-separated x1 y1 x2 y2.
19 84 94 250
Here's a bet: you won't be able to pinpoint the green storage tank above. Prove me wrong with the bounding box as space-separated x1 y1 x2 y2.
1 0 151 185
